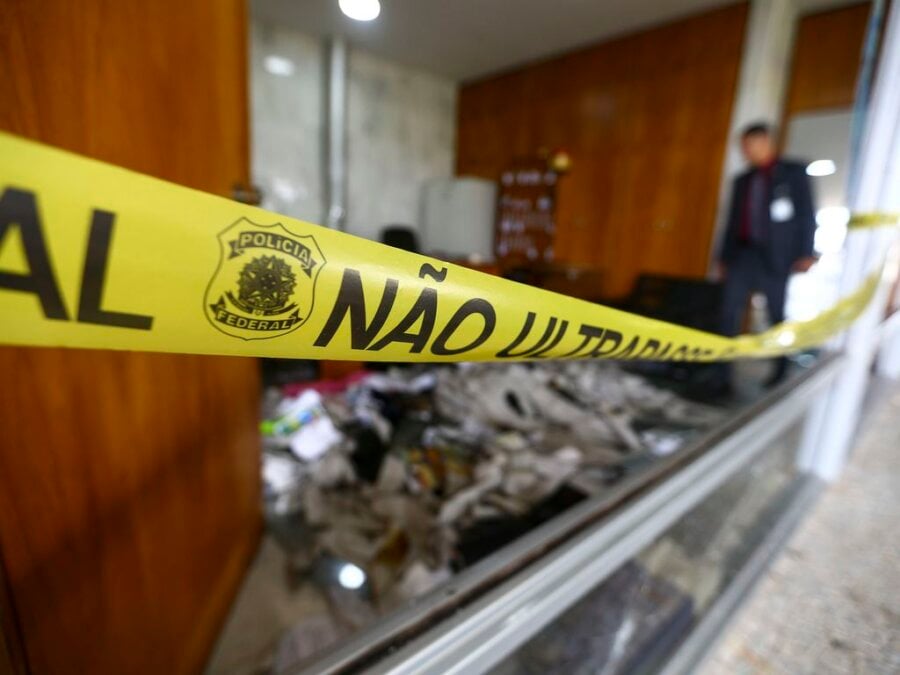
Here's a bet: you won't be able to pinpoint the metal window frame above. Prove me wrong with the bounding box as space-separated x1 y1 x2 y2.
361 356 843 675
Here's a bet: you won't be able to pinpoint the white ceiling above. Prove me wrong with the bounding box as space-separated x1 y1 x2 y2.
251 0 738 82
251 0 862 82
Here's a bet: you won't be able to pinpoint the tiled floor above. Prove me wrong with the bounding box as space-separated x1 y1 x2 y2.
698 379 900 675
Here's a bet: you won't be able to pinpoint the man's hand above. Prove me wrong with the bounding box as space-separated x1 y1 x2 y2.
713 261 727 281
792 256 817 273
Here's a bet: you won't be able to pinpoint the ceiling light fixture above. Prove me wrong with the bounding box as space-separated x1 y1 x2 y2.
264 55 295 77
339 0 381 22
806 159 836 177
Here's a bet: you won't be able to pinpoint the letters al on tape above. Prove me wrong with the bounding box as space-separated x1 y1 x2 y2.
0 132 888 363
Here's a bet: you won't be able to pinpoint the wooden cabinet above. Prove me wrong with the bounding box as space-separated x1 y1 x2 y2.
0 2 261 674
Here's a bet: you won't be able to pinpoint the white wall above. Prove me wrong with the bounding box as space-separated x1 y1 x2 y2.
346 49 456 240
782 109 853 322
249 21 457 241
250 22 325 225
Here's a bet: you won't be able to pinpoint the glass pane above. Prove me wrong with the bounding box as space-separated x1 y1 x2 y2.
491 420 804 675
209 361 736 672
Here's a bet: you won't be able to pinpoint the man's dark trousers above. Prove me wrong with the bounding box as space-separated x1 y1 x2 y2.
720 247 789 382
721 248 787 336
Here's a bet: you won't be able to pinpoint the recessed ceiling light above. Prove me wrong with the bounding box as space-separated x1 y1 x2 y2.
264 55 295 77
806 159 836 177
339 0 381 22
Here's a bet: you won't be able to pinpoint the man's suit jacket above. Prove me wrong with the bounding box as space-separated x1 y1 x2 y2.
719 159 817 277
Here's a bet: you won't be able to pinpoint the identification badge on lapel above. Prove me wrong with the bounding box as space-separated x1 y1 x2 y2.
770 196 794 222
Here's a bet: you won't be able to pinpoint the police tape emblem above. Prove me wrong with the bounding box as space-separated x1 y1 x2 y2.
204 218 325 340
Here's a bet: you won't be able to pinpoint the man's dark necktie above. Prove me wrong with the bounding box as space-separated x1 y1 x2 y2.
747 170 767 244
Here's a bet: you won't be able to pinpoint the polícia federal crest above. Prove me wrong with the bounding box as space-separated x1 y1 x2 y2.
204 218 325 340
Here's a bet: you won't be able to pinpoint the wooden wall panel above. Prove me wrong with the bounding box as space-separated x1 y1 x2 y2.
0 2 261 674
457 3 749 296
783 2 871 118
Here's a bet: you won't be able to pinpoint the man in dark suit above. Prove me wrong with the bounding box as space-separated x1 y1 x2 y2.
716 122 818 387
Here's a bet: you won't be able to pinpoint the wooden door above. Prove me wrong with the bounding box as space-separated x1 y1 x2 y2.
0 2 261 674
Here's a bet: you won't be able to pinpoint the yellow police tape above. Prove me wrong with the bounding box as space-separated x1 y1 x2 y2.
0 132 893 363
848 212 900 229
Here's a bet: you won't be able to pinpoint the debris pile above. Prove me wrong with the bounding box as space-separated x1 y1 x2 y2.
260 362 723 614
